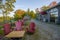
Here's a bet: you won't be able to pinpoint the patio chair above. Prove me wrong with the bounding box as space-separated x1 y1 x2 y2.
26 22 35 35
21 20 24 26
3 23 12 35
14 20 23 31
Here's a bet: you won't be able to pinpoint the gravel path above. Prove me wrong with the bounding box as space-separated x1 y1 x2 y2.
33 20 60 40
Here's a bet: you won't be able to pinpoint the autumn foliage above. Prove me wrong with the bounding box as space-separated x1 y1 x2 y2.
14 9 26 20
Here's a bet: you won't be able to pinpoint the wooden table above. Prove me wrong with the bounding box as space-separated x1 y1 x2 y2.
5 31 25 40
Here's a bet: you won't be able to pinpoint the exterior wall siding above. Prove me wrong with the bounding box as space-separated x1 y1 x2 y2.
57 6 60 24
46 6 60 24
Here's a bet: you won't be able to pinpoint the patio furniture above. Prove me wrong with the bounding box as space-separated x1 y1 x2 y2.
21 20 24 27
14 20 24 31
3 23 12 35
40 11 47 15
26 22 35 35
5 31 25 40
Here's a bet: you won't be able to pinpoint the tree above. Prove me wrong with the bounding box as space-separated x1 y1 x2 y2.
0 0 16 23
30 11 36 19
26 8 30 16
41 6 50 11
26 8 36 19
14 9 26 20
0 16 12 22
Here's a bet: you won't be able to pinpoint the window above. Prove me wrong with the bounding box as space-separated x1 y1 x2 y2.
50 8 58 18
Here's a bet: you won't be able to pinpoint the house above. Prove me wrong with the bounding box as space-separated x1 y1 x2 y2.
37 2 60 24
46 2 60 24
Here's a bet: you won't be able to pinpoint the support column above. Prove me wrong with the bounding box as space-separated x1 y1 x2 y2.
47 11 50 23
57 6 60 24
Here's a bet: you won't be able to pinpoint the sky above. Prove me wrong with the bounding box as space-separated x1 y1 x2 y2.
14 0 60 11
0 0 60 17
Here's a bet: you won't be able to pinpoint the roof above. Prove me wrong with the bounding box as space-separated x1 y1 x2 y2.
46 3 60 11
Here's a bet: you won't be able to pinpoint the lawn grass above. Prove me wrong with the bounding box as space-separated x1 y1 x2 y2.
0 30 4 35
0 26 3 29
0 26 4 35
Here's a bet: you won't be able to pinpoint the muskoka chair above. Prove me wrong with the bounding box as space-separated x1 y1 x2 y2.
3 23 12 35
26 22 35 35
14 20 24 31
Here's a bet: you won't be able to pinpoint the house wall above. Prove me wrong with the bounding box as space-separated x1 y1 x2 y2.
46 6 60 24
57 6 60 24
